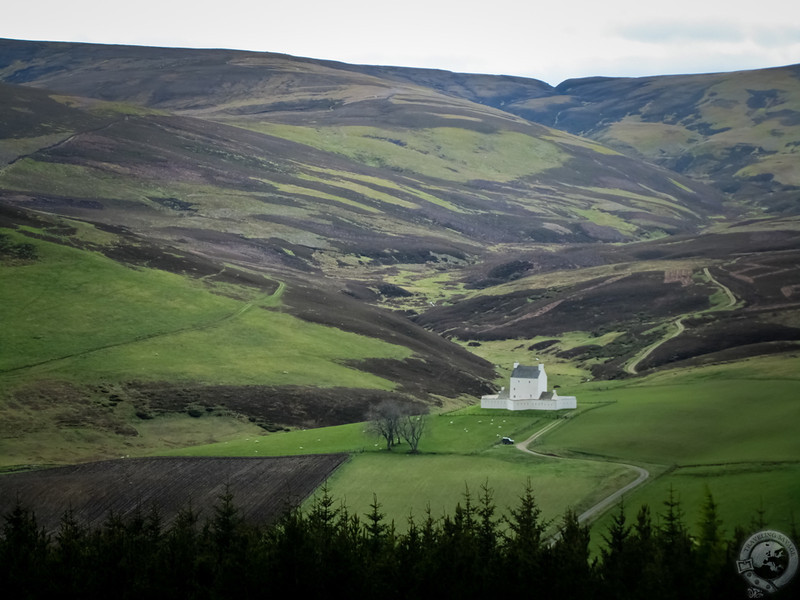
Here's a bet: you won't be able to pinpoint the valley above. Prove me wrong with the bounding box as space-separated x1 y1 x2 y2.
0 38 798 544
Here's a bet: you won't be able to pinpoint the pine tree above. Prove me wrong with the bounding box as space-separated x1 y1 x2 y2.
164 504 201 598
628 503 661 598
0 501 49 596
553 508 596 597
600 501 633 599
205 486 252 597
502 478 547 594
696 487 726 593
656 487 696 599
50 507 90 597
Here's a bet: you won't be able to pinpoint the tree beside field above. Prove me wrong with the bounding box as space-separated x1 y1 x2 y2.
367 399 428 452
398 412 426 453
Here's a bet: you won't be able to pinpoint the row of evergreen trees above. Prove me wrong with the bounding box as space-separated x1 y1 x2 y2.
0 482 793 599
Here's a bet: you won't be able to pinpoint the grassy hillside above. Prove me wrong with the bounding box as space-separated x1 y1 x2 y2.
0 210 493 466
537 356 800 540
505 65 800 214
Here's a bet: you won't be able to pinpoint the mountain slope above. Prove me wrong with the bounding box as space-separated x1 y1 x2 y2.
0 202 497 466
500 65 800 213
0 38 725 252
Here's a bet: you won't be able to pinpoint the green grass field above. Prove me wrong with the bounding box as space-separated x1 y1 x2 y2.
589 462 800 551
319 452 632 531
162 353 800 540
164 407 634 533
538 380 799 465
0 226 414 466
0 228 409 387
534 357 800 537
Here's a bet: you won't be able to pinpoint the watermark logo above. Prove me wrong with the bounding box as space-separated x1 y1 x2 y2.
737 530 798 596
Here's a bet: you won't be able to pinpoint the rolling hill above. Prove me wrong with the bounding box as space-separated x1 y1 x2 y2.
499 65 800 214
1 38 799 467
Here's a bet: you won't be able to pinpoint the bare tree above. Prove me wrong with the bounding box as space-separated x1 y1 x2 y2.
366 400 403 451
366 400 428 452
398 413 427 454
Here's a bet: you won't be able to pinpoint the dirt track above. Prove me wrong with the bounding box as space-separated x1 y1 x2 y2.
624 267 739 374
515 415 649 525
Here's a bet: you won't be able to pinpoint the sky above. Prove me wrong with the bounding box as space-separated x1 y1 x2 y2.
3 0 800 85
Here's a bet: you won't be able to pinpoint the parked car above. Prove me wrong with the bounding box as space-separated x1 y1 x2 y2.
501 436 514 445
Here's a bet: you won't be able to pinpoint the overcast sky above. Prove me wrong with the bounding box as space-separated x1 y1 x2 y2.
4 0 800 85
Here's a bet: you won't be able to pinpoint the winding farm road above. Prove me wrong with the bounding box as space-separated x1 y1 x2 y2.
624 266 738 375
625 317 685 375
515 416 649 524
703 267 737 309
509 267 738 525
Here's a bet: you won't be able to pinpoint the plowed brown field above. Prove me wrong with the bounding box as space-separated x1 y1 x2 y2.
0 455 347 533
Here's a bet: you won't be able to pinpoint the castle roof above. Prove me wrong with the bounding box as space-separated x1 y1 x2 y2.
511 364 543 379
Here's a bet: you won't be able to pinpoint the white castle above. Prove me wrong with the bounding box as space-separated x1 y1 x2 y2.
480 362 577 411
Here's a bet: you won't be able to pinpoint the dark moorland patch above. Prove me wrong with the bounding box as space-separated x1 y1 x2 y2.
416 272 713 340
280 278 496 388
129 382 422 429
346 357 495 398
640 318 800 370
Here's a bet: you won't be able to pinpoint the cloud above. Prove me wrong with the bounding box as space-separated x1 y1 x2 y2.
617 20 747 44
617 19 800 50
751 26 800 48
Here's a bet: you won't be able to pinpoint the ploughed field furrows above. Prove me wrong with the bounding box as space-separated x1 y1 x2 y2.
0 455 347 533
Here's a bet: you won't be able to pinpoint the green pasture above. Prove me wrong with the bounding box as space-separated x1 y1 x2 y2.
533 360 800 537
166 407 558 457
164 407 634 532
160 421 371 457
0 229 408 387
538 375 800 466
166 354 800 537
590 462 800 546
547 383 799 461
319 452 632 532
